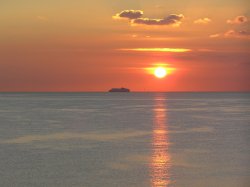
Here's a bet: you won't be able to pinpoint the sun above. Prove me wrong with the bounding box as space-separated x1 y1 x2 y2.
154 67 167 78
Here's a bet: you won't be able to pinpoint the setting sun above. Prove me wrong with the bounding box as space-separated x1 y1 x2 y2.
154 67 167 78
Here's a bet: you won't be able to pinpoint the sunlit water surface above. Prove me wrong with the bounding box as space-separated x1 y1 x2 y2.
0 93 249 187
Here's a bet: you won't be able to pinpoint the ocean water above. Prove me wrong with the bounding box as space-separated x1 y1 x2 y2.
0 92 249 187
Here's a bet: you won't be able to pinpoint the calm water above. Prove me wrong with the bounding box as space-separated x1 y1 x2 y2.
0 93 249 187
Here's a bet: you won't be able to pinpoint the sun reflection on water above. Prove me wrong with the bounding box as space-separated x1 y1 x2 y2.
151 94 171 187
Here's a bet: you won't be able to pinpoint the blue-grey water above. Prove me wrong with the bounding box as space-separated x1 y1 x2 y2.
0 93 249 187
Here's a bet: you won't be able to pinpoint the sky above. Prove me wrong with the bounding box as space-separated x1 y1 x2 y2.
0 0 250 92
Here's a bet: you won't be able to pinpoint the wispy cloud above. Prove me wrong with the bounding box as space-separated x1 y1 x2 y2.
224 29 250 38
113 10 184 27
117 48 191 53
210 30 250 39
227 15 248 24
209 34 220 38
194 18 211 24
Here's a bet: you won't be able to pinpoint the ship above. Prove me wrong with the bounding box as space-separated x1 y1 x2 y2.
109 87 130 92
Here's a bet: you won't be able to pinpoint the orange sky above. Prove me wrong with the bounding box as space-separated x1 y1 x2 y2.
0 0 249 92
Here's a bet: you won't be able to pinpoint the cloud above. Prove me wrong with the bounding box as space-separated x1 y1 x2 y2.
113 10 184 26
118 48 191 53
194 18 211 24
227 16 248 24
113 10 143 20
210 30 250 39
209 33 221 38
224 29 250 38
132 14 184 26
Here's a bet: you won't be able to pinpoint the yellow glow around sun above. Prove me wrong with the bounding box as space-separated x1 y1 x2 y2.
154 67 167 78
144 63 176 78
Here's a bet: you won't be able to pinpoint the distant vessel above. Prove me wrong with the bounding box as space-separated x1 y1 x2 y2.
109 87 130 92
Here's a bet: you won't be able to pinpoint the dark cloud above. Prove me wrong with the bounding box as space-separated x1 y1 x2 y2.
113 10 184 26
132 14 184 26
113 10 143 19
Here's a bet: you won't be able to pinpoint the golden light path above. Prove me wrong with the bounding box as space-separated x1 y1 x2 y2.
151 94 171 187
118 48 191 53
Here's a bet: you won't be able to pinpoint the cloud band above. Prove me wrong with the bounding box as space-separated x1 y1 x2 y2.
113 10 184 26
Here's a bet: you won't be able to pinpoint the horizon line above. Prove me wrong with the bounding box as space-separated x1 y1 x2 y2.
0 91 249 93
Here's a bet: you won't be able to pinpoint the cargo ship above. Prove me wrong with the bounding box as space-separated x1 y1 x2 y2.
109 87 130 92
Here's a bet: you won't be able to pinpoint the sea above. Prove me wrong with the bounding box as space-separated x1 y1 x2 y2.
0 92 249 187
